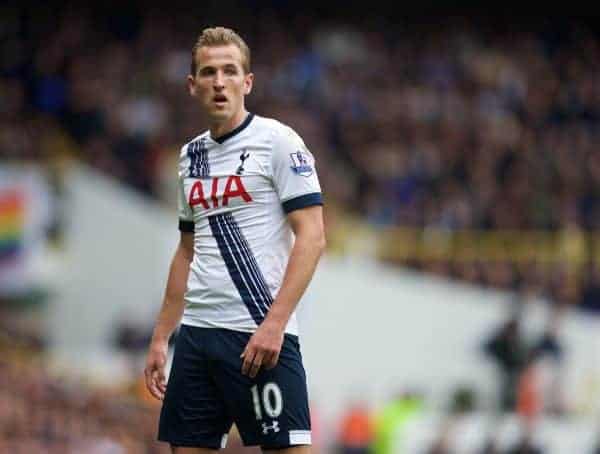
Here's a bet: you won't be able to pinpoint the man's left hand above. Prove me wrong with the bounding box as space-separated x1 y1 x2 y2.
241 320 285 378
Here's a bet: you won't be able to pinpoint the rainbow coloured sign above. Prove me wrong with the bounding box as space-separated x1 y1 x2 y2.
0 190 25 265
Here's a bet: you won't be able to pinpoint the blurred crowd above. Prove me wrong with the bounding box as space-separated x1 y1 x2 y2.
0 341 571 454
5 6 600 452
0 343 271 454
0 352 168 454
3 6 600 309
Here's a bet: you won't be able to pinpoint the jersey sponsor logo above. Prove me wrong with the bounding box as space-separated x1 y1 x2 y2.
236 150 251 175
290 150 313 177
188 176 252 209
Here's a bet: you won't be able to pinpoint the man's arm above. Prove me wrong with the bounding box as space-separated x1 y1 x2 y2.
241 205 326 378
144 232 194 400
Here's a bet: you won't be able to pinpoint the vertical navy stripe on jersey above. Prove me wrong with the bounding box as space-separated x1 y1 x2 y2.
209 214 265 325
188 140 200 177
218 216 269 316
199 139 210 178
187 139 210 178
221 215 273 314
222 215 274 311
217 214 272 315
187 141 198 177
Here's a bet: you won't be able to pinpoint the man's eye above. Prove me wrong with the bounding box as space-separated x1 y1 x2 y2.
225 68 237 75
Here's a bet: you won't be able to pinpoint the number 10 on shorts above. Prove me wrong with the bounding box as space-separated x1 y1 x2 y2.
251 382 283 420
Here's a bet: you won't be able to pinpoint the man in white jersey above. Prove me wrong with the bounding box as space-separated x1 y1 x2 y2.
144 27 325 454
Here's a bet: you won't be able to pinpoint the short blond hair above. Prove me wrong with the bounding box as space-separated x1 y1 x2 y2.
190 27 251 75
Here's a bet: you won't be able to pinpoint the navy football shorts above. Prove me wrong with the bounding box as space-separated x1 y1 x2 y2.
158 325 311 450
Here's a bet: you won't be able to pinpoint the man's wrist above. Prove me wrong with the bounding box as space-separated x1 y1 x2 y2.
151 331 171 345
264 307 290 331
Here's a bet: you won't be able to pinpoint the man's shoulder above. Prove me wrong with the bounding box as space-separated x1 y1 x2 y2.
253 114 285 130
252 115 302 145
177 131 210 175
180 131 210 154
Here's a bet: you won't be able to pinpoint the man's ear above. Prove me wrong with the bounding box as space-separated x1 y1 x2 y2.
244 73 254 95
187 75 196 96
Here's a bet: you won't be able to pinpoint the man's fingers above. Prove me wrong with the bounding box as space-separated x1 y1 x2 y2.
241 349 255 376
249 352 265 378
157 366 167 385
261 351 273 369
145 374 163 400
144 367 154 394
151 369 165 400
150 383 164 400
264 351 280 370
144 361 166 400
157 367 166 391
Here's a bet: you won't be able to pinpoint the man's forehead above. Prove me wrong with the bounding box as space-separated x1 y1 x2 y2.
196 45 243 67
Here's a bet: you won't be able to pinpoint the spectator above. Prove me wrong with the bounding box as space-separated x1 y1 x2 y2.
6 6 600 306
335 401 374 454
483 314 528 412
504 431 544 454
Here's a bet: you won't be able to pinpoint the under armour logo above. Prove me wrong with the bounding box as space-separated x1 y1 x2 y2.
262 421 280 434
236 150 250 175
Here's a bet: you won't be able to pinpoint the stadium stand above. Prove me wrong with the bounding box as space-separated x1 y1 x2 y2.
3 4 600 452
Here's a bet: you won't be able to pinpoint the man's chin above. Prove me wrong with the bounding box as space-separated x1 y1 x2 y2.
207 109 231 122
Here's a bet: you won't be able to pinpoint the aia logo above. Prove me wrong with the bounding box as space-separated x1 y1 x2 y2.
188 176 252 209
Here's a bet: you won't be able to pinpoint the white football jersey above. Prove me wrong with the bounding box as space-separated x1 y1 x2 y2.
177 113 322 336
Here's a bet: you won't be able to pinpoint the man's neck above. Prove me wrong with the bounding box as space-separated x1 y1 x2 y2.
209 110 248 140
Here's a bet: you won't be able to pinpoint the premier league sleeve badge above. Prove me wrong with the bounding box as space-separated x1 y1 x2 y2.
289 150 313 177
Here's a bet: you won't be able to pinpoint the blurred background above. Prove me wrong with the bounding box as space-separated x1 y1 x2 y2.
3 1 600 452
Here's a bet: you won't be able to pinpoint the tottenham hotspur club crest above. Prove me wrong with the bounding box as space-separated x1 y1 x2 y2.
236 150 250 175
290 150 313 177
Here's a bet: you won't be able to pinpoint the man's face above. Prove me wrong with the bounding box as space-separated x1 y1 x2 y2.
188 44 253 122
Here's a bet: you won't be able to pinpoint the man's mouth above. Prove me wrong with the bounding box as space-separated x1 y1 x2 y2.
213 94 227 103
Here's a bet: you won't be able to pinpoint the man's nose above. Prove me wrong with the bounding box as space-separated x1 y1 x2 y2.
213 71 225 89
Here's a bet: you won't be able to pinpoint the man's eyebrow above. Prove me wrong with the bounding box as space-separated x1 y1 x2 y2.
199 63 239 70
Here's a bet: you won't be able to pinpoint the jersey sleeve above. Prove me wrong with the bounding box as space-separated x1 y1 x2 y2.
270 126 323 214
177 175 194 232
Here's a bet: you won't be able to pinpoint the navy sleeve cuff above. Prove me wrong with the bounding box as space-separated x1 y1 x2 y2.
282 192 323 214
179 219 195 232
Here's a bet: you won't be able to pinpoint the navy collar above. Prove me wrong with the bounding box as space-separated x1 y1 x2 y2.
213 113 254 144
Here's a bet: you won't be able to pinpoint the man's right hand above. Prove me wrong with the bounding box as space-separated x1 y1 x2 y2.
144 340 168 400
